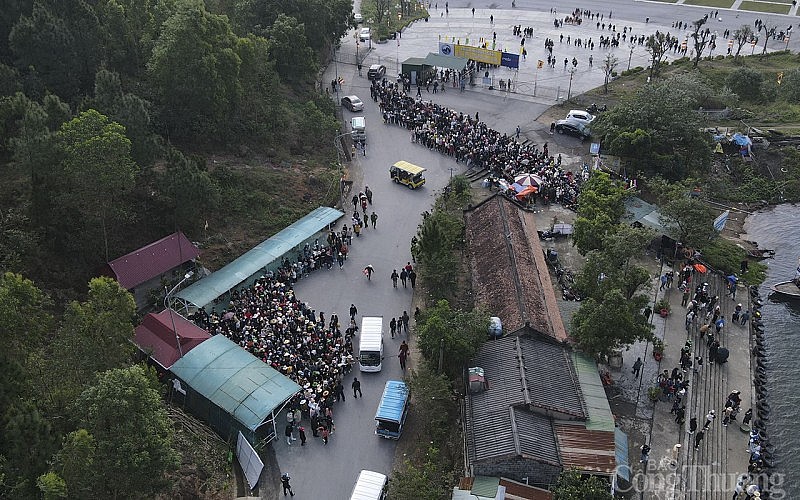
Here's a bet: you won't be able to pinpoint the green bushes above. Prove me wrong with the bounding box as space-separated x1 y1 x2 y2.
700 238 766 285
726 67 764 101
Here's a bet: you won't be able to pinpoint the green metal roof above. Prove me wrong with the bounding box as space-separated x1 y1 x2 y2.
170 335 301 431
424 52 468 71
572 352 616 432
175 206 343 309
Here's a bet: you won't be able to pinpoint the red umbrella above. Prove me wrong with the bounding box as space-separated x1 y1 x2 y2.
694 263 707 273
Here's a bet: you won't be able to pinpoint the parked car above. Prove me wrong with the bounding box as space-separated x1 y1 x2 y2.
367 64 386 80
555 119 591 140
341 95 364 112
565 109 595 125
353 13 363 24
359 27 371 42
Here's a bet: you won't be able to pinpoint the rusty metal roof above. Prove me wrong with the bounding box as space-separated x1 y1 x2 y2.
107 231 199 290
464 195 567 341
554 423 617 475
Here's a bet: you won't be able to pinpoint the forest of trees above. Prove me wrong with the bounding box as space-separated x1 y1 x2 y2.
0 0 351 289
0 0 354 497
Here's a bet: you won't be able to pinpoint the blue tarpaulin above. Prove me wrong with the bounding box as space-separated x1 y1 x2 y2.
732 133 752 146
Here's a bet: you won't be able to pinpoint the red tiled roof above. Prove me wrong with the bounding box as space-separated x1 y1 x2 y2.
464 195 568 341
107 231 200 290
554 423 617 475
134 309 211 369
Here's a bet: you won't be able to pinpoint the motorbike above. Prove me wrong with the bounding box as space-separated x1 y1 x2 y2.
586 103 608 114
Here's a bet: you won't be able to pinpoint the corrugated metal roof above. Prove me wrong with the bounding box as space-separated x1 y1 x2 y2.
467 335 580 464
470 476 500 497
170 335 301 431
519 338 585 417
554 423 617 475
615 427 631 482
513 408 559 464
108 231 200 290
572 353 615 432
133 309 211 369
175 207 343 309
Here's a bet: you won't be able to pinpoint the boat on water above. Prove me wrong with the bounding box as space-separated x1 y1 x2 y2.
770 258 800 299
771 280 800 299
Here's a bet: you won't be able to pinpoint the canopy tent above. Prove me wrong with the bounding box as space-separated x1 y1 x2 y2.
424 52 468 71
174 206 343 312
515 186 538 200
401 57 435 85
170 334 301 443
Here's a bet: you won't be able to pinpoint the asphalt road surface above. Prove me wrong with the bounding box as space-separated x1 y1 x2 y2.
273 0 796 497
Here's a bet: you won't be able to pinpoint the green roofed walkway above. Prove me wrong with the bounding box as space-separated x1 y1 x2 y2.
173 206 343 311
170 334 301 443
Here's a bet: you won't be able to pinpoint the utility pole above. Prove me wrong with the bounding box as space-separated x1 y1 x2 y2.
567 68 576 101
164 271 194 357
628 43 635 71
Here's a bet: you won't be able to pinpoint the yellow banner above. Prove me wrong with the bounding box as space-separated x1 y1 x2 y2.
453 44 502 65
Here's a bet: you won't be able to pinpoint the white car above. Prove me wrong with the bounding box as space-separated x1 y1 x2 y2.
359 27 371 42
341 95 364 112
566 110 595 125
353 13 363 24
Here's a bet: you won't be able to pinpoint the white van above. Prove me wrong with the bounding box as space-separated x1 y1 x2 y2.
350 470 387 500
359 316 383 372
351 116 366 142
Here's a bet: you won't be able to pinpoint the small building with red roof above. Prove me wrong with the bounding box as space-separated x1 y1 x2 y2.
134 309 211 369
104 231 200 310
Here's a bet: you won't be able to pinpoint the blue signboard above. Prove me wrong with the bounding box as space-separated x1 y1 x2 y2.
501 52 519 69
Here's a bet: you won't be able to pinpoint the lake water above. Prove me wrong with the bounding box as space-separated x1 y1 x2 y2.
742 203 800 496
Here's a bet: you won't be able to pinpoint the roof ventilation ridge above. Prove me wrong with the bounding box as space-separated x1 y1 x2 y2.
515 336 531 405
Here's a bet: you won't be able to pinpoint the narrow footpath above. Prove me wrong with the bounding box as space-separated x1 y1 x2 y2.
642 269 754 499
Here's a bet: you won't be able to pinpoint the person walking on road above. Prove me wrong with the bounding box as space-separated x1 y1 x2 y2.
402 311 410 333
391 269 399 288
632 357 643 378
689 417 698 434
694 429 705 450
364 264 374 280
396 316 404 335
703 410 716 430
639 444 650 465
400 269 408 288
350 303 358 321
670 443 681 466
298 426 307 446
370 211 378 228
390 317 397 338
352 377 363 398
281 473 295 496
319 425 329 445
285 423 294 445
399 341 409 370
409 270 417 288
365 186 373 204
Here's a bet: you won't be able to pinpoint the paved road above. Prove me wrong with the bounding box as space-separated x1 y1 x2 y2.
338 1 797 105
273 1 784 497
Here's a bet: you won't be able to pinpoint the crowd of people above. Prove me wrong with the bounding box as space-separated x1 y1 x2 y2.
188 188 389 431
372 80 583 207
